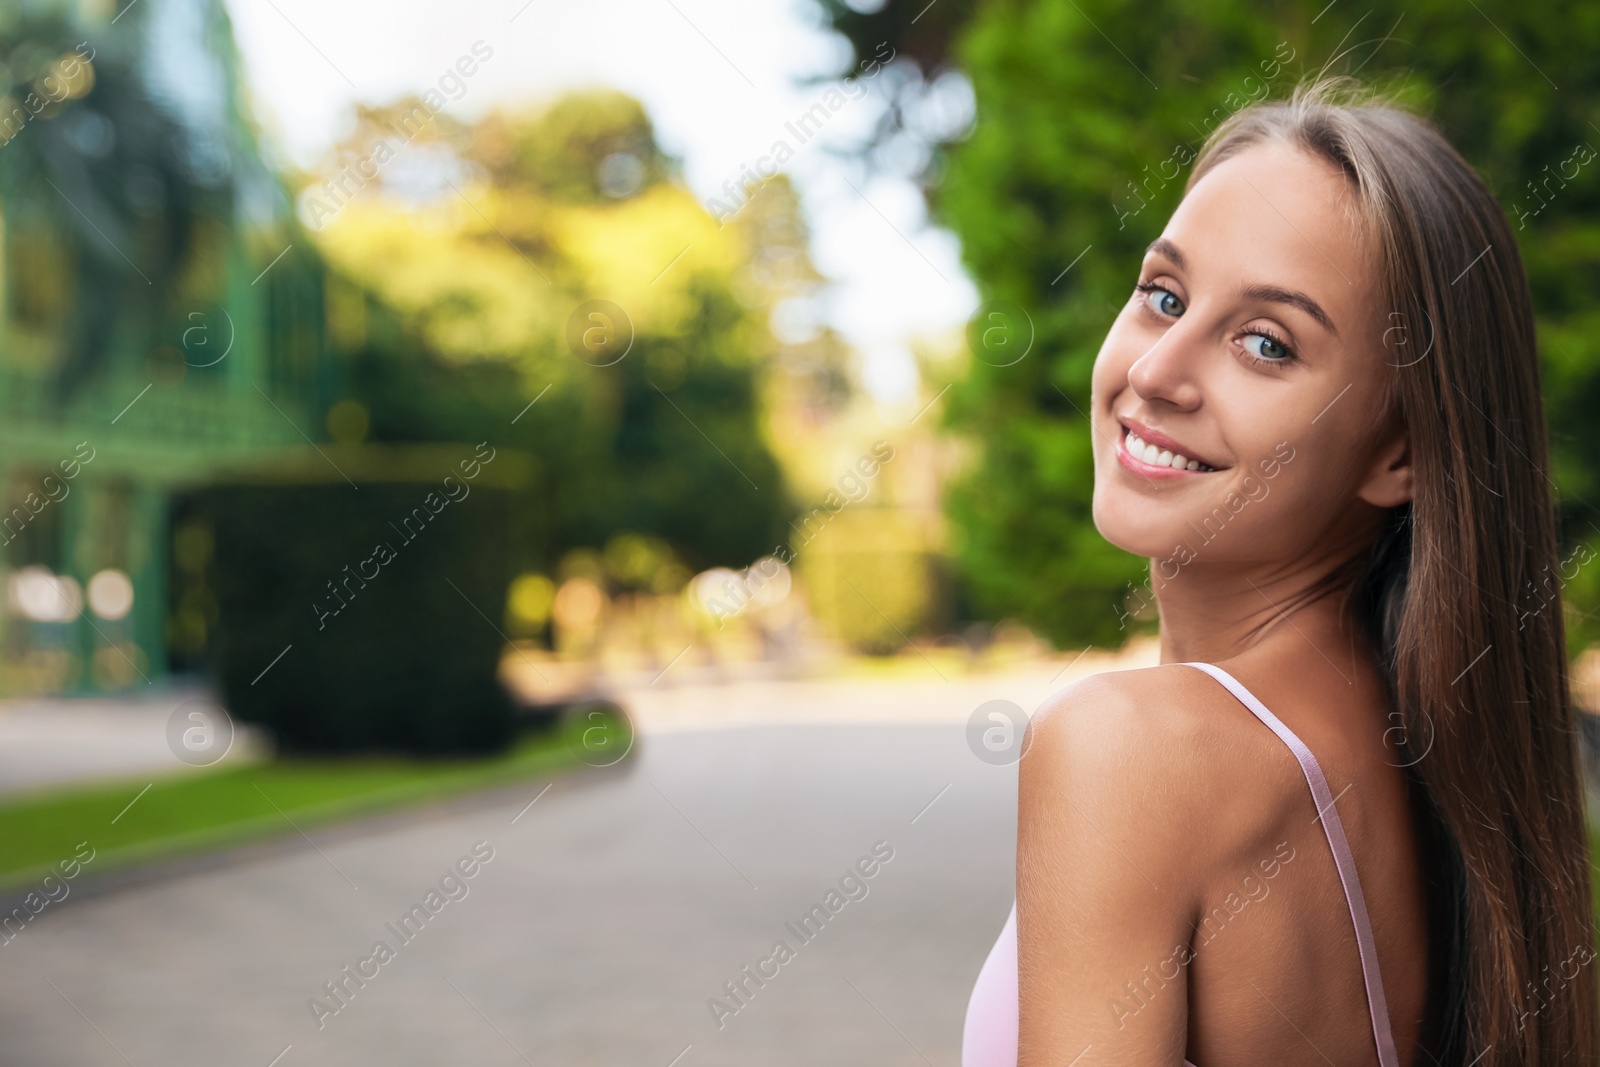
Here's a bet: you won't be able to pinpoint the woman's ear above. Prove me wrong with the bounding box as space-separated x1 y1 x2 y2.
1357 433 1413 508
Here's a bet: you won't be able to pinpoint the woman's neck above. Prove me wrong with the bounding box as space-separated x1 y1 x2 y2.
1151 554 1364 673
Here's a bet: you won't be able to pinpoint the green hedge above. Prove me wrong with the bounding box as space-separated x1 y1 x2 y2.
187 472 517 755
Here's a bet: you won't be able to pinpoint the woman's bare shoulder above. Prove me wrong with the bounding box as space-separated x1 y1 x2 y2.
1021 664 1307 877
1027 663 1256 765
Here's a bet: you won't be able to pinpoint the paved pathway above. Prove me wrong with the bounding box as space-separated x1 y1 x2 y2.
0 648 1161 1067
0 679 264 796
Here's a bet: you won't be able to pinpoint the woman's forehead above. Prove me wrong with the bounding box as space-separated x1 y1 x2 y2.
1161 142 1378 328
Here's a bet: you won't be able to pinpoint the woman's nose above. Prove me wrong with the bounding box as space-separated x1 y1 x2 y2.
1126 320 1204 411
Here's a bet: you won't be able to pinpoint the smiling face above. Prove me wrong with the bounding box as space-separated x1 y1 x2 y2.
1090 140 1413 579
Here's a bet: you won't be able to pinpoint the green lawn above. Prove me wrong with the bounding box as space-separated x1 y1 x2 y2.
0 710 630 891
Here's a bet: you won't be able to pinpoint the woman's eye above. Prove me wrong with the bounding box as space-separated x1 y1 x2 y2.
1241 332 1290 361
1143 287 1184 317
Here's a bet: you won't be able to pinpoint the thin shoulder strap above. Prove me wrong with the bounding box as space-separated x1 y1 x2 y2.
1182 661 1401 1067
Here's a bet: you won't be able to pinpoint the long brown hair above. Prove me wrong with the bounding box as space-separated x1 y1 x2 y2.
1188 80 1599 1065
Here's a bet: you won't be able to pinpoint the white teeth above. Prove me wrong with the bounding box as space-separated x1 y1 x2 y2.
1124 428 1215 472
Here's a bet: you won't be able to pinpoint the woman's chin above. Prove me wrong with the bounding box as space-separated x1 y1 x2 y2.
1090 503 1170 561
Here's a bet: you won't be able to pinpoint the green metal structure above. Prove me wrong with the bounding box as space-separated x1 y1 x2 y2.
0 0 332 694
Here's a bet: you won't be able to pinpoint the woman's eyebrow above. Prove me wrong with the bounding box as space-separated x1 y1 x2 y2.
1144 238 1338 337
1240 283 1339 337
1145 238 1186 270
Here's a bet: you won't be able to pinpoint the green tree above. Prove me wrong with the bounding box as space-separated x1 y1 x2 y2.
308 89 808 573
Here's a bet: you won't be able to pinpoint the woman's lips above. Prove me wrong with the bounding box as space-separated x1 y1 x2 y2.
1119 418 1225 471
1116 424 1221 478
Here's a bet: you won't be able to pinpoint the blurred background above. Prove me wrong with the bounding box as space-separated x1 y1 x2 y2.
0 0 1596 1063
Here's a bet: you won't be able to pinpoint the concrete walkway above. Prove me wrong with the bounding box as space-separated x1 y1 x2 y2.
0 646 1166 1066
0 649 1156 1066
0 679 264 796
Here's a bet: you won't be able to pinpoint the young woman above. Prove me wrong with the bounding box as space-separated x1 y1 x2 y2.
961 80 1599 1065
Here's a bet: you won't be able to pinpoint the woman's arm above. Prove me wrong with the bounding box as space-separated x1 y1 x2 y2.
1016 671 1210 1066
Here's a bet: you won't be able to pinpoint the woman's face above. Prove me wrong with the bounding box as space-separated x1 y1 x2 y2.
1090 140 1408 580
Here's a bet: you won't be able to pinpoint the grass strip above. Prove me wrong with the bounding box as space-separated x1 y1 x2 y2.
0 711 626 891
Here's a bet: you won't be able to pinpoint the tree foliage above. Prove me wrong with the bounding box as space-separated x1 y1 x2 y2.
310 89 815 573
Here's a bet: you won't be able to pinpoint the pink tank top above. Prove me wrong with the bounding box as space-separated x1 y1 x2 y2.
960 662 1402 1067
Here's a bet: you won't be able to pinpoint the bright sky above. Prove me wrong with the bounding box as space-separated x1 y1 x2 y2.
223 0 979 405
